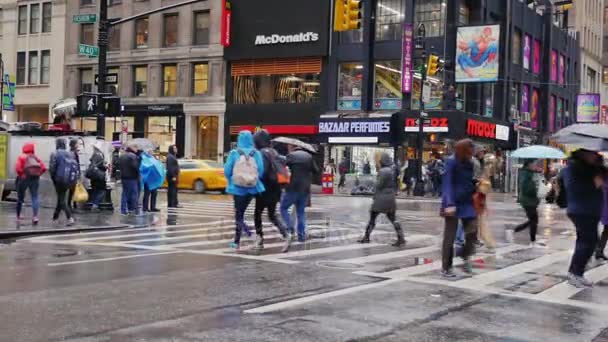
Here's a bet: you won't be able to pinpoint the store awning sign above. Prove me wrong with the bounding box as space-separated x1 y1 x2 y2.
319 120 389 134
466 119 510 141
404 118 448 133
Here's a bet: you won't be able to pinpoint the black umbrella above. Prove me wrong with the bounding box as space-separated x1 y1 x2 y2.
552 124 608 151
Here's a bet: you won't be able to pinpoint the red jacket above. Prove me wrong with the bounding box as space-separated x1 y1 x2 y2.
15 143 46 179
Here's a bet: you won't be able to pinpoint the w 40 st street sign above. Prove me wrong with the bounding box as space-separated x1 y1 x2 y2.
78 44 99 57
73 14 97 23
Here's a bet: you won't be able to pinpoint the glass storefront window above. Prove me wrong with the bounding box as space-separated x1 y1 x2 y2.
376 0 404 41
163 65 177 97
147 117 175 153
415 0 446 37
197 116 219 160
374 61 402 110
338 63 363 110
232 73 320 104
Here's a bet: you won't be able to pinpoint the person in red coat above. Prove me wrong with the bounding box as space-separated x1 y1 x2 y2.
15 142 46 224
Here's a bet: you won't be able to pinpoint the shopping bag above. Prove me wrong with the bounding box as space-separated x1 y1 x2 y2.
73 182 89 203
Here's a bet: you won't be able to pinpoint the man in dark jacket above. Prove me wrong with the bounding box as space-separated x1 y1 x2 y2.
119 143 140 214
358 153 405 246
513 160 541 245
87 143 107 210
253 130 290 252
166 145 180 208
338 158 348 189
49 138 75 225
563 149 606 288
280 145 319 242
440 139 477 278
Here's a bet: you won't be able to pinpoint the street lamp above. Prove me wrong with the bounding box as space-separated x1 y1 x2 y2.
413 23 426 197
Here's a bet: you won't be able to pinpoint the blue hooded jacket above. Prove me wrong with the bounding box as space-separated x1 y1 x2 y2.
224 131 265 195
441 156 476 219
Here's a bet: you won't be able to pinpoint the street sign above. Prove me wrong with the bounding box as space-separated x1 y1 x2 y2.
73 14 97 23
422 81 431 104
78 44 99 57
95 73 118 85
76 94 98 116
2 74 15 111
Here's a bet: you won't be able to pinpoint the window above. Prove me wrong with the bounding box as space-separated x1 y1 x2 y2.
40 50 50 84
512 29 521 65
109 0 122 5
163 65 177 96
193 63 209 95
134 66 147 96
28 51 39 85
18 6 27 35
338 63 363 110
458 3 470 25
376 0 404 41
135 17 149 48
81 0 94 6
109 23 120 50
603 67 608 84
373 61 401 110
107 67 119 95
193 11 209 45
415 0 446 37
81 23 94 45
30 4 40 34
42 3 52 33
80 68 93 92
16 52 26 85
232 73 320 104
163 14 178 47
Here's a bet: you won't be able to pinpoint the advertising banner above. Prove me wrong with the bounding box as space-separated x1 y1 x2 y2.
576 94 600 123
402 23 414 94
455 25 500 82
601 105 608 124
559 54 565 85
533 39 541 74
2 74 15 111
551 50 557 82
221 0 232 47
523 34 531 70
531 88 539 129
521 84 529 125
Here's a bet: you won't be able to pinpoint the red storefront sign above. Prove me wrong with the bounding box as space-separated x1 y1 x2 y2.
467 119 496 139
221 0 232 47
404 118 449 132
230 125 318 135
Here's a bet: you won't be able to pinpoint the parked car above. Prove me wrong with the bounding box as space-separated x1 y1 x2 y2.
164 159 227 193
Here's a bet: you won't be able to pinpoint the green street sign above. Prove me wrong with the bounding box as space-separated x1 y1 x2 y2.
78 44 99 57
73 14 97 23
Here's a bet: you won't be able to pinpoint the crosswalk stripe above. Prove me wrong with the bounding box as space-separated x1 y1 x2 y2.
337 242 437 265
535 262 608 300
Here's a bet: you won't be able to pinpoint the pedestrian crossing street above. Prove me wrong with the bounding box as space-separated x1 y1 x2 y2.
27 215 608 314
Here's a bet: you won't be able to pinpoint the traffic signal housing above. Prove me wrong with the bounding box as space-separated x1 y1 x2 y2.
334 0 362 32
427 54 440 77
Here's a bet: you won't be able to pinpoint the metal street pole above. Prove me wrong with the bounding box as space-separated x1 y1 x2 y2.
96 0 108 138
413 24 426 197
0 54 4 115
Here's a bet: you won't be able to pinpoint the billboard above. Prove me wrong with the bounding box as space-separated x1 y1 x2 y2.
533 39 541 74
521 84 529 125
576 93 600 123
550 50 557 82
531 88 539 129
456 25 500 83
558 54 565 85
601 105 608 125
2 74 15 111
401 23 414 94
523 34 531 70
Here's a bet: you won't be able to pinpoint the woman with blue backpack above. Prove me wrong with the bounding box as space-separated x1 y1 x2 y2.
50 138 79 226
224 130 265 250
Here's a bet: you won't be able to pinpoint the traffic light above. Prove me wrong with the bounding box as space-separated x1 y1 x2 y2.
427 54 440 77
334 0 361 32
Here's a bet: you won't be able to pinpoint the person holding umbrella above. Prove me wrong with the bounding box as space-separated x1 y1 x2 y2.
513 159 542 246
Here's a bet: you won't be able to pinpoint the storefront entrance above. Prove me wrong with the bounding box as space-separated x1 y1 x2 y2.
197 116 220 160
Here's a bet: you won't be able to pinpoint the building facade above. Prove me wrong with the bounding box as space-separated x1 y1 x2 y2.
0 0 66 123
63 0 226 160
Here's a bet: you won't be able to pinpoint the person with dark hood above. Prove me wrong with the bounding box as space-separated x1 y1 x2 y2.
67 138 81 210
86 142 107 210
166 145 180 208
358 153 405 247
513 159 542 246
49 138 75 225
253 130 290 252
119 143 140 215
562 149 606 288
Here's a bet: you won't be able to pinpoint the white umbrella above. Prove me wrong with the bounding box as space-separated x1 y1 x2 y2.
272 136 317 154
510 145 566 159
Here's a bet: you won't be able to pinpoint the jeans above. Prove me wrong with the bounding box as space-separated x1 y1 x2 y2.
515 205 539 242
442 216 478 271
280 191 308 241
143 184 158 211
121 179 139 214
568 214 600 276
254 192 287 239
455 222 465 246
167 180 178 208
53 184 72 220
17 177 39 218
233 194 254 244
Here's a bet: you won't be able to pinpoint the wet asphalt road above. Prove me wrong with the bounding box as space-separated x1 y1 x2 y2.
1 193 608 341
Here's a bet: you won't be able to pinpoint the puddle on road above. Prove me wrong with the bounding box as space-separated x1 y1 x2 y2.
316 260 364 270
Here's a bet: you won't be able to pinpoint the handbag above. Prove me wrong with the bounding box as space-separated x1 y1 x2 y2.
73 182 89 203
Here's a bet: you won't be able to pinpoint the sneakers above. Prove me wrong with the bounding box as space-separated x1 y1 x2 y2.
67 218 75 226
32 217 39 226
391 239 406 247
567 272 593 288
253 236 264 251
229 242 240 250
529 241 547 248
282 233 292 253
462 261 474 274
596 251 608 261
441 269 457 278
357 236 371 244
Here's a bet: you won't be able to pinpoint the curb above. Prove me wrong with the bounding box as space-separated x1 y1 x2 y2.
0 224 131 240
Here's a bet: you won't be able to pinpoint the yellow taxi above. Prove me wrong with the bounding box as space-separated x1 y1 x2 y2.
168 159 227 193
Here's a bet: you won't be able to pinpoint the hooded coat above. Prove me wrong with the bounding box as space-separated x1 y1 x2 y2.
371 153 397 213
224 131 265 195
15 142 46 179
563 155 605 217
518 167 540 208
49 138 74 181
253 130 282 198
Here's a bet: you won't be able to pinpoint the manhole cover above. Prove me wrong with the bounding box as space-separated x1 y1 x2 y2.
52 249 78 258
316 261 364 269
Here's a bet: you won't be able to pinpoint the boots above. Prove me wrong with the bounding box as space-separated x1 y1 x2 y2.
358 223 374 243
391 222 406 247
596 228 608 261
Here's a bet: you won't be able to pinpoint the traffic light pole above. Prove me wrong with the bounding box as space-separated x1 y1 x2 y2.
414 51 426 197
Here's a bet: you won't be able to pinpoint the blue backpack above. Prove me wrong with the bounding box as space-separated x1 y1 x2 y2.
55 152 79 186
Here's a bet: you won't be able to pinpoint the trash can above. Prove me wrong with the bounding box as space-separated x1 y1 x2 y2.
322 173 334 195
